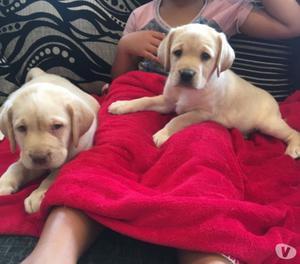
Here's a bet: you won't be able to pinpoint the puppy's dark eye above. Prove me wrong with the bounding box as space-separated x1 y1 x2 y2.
201 52 211 61
173 49 182 57
51 124 63 130
16 125 27 133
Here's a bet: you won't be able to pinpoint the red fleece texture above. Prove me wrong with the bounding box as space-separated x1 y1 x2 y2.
0 71 300 264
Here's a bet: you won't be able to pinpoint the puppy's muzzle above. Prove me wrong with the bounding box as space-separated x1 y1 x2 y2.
29 151 51 166
179 69 196 84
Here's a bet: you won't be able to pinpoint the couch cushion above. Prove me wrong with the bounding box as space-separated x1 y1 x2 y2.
0 0 148 104
0 0 298 105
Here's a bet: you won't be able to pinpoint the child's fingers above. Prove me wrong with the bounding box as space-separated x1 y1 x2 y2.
151 31 166 40
148 44 158 54
150 37 163 47
144 51 160 62
146 44 161 59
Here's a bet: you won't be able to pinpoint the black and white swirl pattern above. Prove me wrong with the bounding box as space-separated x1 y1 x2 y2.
0 0 148 104
0 0 299 105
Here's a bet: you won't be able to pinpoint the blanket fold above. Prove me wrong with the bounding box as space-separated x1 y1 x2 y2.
0 71 299 264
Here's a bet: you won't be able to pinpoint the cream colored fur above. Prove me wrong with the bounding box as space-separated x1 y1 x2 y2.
109 24 300 159
0 68 100 213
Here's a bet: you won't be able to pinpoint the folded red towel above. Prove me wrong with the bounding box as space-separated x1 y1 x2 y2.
0 71 299 264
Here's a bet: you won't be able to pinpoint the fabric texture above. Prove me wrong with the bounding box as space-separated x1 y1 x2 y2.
0 0 148 104
0 236 37 264
122 0 296 101
0 71 299 264
0 231 177 264
0 0 298 105
123 0 253 37
123 0 253 75
230 35 294 101
229 0 296 101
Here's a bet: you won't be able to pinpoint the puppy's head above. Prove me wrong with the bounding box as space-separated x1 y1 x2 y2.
0 84 95 170
158 24 235 89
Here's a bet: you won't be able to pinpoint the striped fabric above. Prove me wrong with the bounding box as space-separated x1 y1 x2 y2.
230 0 295 101
0 0 298 104
0 0 148 105
230 35 293 101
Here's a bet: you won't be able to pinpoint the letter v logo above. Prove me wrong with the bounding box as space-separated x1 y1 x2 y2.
275 244 297 260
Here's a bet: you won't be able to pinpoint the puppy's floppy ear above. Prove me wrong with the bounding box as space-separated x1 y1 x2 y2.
0 101 16 152
215 33 235 77
25 67 45 83
67 99 95 148
157 29 176 71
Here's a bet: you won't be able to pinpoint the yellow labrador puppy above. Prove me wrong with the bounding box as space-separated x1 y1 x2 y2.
109 24 300 159
0 68 100 213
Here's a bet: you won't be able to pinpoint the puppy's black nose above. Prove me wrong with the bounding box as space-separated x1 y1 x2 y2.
30 154 49 165
179 69 196 83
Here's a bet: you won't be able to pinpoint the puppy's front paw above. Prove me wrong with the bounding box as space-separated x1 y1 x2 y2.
0 182 17 195
0 131 4 141
285 133 300 159
153 129 170 147
285 146 300 159
0 173 18 195
108 100 133 115
285 144 300 159
24 189 46 214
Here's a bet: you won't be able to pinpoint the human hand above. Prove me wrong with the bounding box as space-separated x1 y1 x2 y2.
119 31 165 62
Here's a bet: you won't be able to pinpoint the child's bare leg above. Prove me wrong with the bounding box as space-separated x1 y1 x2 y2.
21 206 102 264
178 251 234 264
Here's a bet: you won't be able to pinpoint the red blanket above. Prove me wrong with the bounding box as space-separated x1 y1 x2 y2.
0 71 300 264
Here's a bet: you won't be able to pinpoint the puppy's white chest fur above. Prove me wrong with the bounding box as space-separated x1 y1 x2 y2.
109 23 300 159
170 71 265 133
168 73 228 120
175 88 217 115
0 67 100 213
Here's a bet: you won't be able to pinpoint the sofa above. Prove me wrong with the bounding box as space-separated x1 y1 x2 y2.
0 0 299 263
